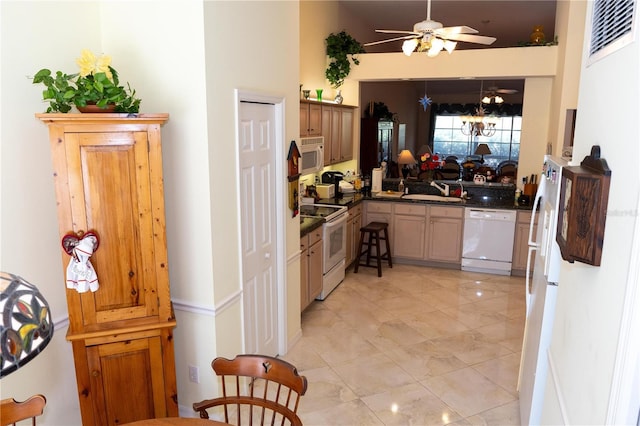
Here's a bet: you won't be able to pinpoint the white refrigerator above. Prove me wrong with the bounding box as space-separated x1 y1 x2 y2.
518 155 568 425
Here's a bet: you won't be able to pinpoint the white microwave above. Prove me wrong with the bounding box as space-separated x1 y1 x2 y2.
299 136 324 175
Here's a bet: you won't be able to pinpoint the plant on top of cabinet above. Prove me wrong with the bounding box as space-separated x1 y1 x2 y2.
325 31 365 88
32 49 141 113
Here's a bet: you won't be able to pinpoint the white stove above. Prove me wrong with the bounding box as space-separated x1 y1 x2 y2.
300 203 347 222
300 203 348 299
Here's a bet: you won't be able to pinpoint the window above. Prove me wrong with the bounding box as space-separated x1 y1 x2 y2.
432 114 521 168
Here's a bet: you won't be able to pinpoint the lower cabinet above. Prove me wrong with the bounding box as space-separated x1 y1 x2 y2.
393 204 427 259
363 200 464 266
512 210 537 275
426 206 464 263
363 201 393 256
300 229 323 311
346 204 362 266
70 327 178 425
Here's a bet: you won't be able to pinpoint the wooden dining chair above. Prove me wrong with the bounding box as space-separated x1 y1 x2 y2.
0 394 47 426
193 354 308 426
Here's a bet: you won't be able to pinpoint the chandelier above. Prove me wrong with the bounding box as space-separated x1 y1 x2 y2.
402 36 457 57
460 106 498 137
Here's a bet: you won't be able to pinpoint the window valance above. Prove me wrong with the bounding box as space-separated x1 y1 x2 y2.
433 103 522 116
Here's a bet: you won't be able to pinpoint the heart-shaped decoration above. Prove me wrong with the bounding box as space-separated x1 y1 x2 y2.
61 231 100 255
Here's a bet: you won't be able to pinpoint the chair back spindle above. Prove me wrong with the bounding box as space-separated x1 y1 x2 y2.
193 355 307 426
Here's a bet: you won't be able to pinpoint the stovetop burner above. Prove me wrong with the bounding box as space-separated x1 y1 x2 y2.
300 203 347 221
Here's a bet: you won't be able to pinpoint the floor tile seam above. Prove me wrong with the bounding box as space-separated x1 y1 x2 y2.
358 382 467 426
468 363 520 397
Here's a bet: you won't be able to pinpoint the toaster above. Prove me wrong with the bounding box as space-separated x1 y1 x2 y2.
315 184 335 199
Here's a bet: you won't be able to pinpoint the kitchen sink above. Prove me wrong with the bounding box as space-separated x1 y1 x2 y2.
402 194 463 203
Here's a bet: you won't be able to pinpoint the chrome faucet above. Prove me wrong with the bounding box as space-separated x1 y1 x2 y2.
430 181 450 196
457 179 467 199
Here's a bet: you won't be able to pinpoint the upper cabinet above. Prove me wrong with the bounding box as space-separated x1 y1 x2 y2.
300 101 322 136
301 100 355 166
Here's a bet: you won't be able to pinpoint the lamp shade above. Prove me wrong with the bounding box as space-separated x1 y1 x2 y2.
397 149 417 165
474 143 492 156
1 272 53 377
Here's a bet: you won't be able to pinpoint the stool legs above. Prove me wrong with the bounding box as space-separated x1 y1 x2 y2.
354 222 391 277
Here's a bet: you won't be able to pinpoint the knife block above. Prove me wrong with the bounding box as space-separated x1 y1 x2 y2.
523 183 538 197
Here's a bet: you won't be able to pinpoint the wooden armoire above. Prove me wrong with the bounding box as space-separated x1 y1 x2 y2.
37 113 178 425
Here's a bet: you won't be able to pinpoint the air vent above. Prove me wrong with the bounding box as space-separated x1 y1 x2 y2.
588 0 636 63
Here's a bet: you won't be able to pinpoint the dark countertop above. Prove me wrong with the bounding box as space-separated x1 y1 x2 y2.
300 188 534 237
300 216 324 237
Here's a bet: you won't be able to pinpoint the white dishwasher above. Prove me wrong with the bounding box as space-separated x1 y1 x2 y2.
462 207 517 275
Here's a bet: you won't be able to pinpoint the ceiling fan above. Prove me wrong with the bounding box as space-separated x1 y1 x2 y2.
481 85 519 103
364 0 496 57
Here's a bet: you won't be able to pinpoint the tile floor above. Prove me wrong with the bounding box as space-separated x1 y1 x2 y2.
282 263 526 425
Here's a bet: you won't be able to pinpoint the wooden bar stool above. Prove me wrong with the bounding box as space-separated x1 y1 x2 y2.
354 221 392 277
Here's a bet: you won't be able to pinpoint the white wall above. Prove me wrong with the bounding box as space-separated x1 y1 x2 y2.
1 2 101 424
540 0 640 422
1 0 300 423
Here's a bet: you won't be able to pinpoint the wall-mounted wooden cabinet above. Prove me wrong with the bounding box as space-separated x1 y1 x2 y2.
301 100 355 165
37 113 178 425
300 101 322 136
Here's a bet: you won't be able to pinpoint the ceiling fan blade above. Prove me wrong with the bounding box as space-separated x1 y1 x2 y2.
435 26 479 36
496 89 519 94
439 33 497 45
375 29 421 35
364 35 418 47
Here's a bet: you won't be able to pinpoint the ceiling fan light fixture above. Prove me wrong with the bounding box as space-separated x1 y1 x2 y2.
402 38 418 56
495 95 504 103
482 96 491 104
443 40 457 53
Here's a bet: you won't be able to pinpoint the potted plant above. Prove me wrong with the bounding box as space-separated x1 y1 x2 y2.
33 49 141 113
325 31 365 89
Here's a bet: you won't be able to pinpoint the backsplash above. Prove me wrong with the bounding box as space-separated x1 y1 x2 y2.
382 178 517 207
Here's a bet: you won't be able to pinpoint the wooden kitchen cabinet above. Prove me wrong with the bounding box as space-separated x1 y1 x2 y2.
346 203 362 266
37 114 178 425
320 104 355 165
393 204 426 259
512 210 537 276
300 228 323 311
426 206 464 264
300 100 322 136
363 202 393 255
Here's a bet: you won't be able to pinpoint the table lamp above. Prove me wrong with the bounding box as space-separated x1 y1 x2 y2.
474 143 492 164
1 272 53 377
397 149 416 179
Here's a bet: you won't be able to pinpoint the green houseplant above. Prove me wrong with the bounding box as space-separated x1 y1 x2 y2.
325 31 365 88
33 49 141 113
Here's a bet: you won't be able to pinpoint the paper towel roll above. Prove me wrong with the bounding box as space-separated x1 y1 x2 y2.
372 168 382 194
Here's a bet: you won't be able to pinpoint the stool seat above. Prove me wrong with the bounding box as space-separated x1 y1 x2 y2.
354 221 392 277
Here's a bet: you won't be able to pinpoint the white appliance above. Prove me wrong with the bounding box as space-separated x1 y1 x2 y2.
315 184 334 199
372 168 383 193
461 208 517 275
299 203 348 300
518 155 567 426
299 136 324 175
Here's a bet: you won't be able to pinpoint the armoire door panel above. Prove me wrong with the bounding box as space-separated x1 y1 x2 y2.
65 131 158 325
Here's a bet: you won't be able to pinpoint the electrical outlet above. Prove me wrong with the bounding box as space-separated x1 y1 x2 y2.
188 365 199 383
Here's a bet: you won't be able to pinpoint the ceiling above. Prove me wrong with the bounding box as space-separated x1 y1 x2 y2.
339 0 557 53
337 0 558 98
